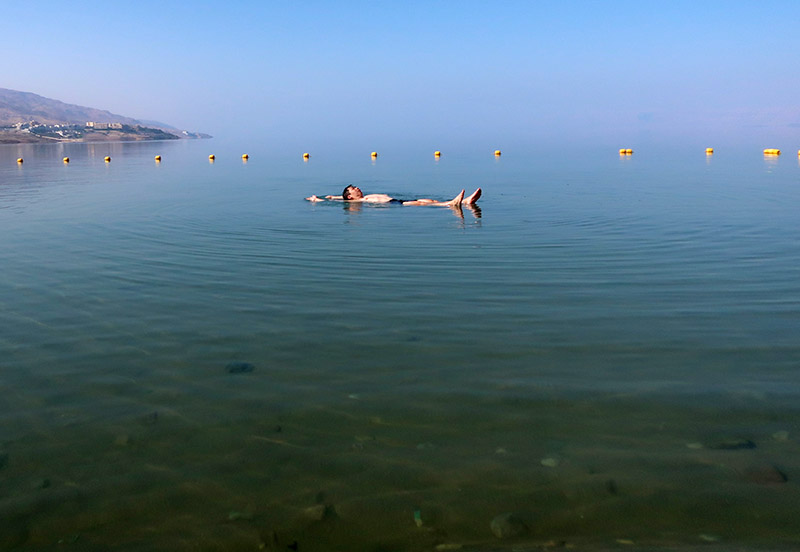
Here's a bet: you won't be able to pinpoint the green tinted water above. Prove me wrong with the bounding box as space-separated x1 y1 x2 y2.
1 141 799 550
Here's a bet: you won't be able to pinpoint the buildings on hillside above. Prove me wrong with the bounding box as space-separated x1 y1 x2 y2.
85 122 123 130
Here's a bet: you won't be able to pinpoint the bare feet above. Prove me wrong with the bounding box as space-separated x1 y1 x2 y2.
448 190 465 206
464 188 481 205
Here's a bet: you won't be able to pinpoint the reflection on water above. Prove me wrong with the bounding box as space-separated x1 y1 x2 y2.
1 141 799 550
339 200 481 222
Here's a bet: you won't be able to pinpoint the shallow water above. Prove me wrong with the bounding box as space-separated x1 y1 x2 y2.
1 141 799 550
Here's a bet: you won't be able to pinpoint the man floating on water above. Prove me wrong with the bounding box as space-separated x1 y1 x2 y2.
306 186 481 206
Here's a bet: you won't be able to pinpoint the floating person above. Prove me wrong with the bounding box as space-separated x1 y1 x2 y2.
305 185 481 206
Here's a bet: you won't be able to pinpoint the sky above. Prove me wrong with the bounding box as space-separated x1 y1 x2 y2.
3 1 800 152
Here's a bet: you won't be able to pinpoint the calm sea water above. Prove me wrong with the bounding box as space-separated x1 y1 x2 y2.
1 140 799 550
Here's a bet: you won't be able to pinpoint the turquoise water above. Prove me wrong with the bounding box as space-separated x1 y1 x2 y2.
1 140 799 550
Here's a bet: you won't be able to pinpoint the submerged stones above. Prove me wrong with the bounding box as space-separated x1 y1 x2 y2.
226 361 255 374
743 464 788 485
140 411 159 425
36 478 52 489
709 438 756 450
540 456 560 468
303 504 338 522
772 430 790 442
490 512 529 539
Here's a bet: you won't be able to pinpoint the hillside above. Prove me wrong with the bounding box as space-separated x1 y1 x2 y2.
0 87 208 143
0 88 143 126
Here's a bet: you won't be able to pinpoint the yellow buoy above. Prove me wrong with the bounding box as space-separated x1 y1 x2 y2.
706 148 714 154
155 155 162 162
494 150 501 156
434 151 441 157
371 151 378 158
63 157 70 163
303 152 310 159
104 156 111 162
209 154 215 160
242 154 249 160
17 158 23 164
763 148 781 155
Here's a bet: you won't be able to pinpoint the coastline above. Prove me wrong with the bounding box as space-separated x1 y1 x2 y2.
0 129 210 144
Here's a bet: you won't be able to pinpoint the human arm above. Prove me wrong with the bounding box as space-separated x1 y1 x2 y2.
306 194 348 201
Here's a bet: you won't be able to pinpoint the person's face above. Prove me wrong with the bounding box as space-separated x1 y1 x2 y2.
348 186 363 199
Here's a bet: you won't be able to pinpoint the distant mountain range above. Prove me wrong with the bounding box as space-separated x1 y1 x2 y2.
0 87 209 143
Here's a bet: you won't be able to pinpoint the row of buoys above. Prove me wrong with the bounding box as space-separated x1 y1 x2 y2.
707 148 800 156
207 154 252 161
14 156 113 163
16 151 506 165
15 148 800 165
14 150 511 165
17 154 255 164
61 156 110 162
619 147 800 156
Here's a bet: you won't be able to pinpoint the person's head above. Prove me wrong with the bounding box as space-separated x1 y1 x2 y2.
342 185 363 200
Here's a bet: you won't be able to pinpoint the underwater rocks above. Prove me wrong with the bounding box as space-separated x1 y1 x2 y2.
743 464 788 485
226 361 255 374
708 438 756 450
540 456 560 468
228 510 254 521
490 512 530 539
772 430 790 442
303 504 338 522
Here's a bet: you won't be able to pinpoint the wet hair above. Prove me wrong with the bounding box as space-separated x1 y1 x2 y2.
342 185 357 200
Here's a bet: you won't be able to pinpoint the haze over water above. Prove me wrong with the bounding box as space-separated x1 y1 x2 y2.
1 139 799 550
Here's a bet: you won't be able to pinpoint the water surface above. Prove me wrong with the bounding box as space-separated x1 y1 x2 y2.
1 141 799 550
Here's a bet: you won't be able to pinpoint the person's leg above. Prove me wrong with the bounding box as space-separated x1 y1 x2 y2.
448 189 465 205
403 190 464 206
407 199 437 204
464 188 481 204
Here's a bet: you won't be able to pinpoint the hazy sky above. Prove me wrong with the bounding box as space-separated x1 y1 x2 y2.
4 1 800 151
